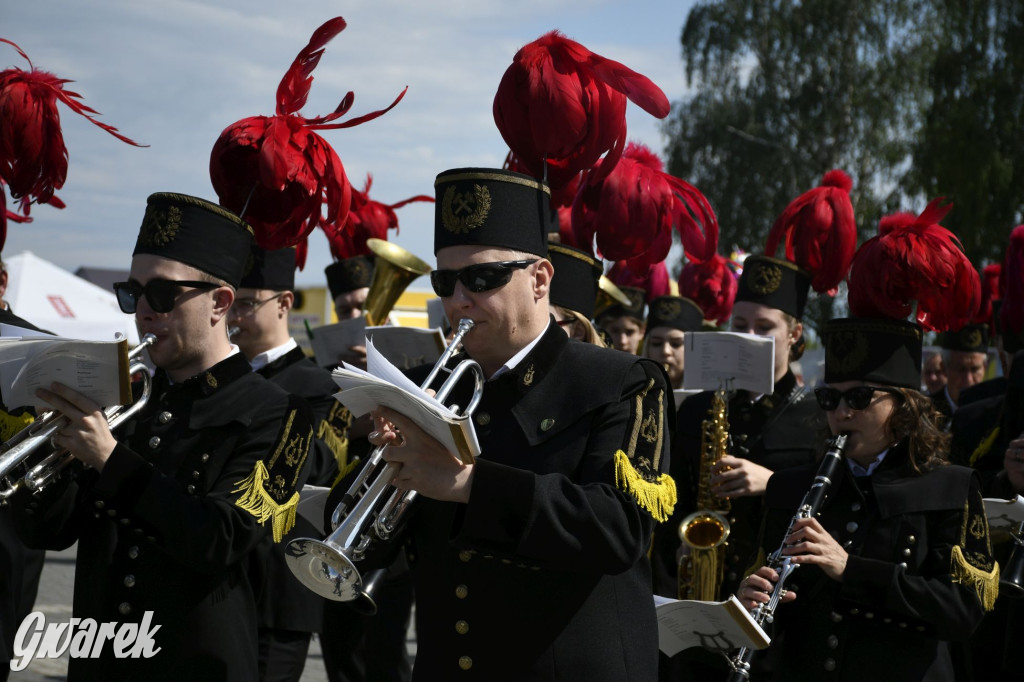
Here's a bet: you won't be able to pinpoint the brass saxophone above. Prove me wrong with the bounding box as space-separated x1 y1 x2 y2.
677 384 732 600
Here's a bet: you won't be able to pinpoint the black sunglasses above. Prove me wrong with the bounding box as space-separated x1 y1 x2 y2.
430 260 537 297
113 279 220 314
814 385 902 412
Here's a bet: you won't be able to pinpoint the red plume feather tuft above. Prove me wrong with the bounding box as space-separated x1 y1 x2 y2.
0 38 145 224
608 260 671 301
847 197 980 332
764 169 856 295
210 18 407 250
321 174 432 262
977 263 1001 332
493 31 669 192
1000 226 1024 337
571 141 717 268
677 253 738 326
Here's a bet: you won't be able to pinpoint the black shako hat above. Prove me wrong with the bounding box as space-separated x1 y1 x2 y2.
548 243 602 319
133 192 254 288
822 317 923 389
433 168 553 257
598 285 647 321
937 323 990 353
735 255 812 319
240 246 296 291
325 256 375 299
645 295 705 334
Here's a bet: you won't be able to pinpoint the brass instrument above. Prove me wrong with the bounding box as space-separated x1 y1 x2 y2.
363 238 432 326
726 433 848 681
677 382 732 600
999 519 1024 597
285 318 484 609
594 275 633 319
0 334 156 501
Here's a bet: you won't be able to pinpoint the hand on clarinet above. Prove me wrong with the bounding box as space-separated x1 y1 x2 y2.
737 566 796 611
780 517 848 581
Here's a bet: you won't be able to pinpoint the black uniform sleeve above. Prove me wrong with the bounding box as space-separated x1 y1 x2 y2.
452 360 675 574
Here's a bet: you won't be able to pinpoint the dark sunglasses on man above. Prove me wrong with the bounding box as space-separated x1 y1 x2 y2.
814 385 902 412
430 259 537 298
113 278 220 314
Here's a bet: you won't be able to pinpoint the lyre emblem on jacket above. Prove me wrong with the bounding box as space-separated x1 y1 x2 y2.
640 408 659 443
522 364 535 386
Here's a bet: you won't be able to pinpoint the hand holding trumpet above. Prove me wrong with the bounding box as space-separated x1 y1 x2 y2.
35 383 117 472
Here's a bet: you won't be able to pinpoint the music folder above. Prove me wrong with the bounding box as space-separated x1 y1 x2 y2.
654 594 770 658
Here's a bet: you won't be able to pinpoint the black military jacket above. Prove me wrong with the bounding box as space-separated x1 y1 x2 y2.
13 353 313 681
652 370 822 600
755 444 996 681
402 323 673 681
251 344 344 632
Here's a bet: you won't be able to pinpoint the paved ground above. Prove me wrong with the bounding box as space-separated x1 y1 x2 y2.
11 544 415 681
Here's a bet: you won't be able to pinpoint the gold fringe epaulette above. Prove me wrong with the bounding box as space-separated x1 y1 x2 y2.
317 419 350 473
232 460 299 543
0 410 34 442
951 544 1000 611
614 449 677 523
969 426 1000 467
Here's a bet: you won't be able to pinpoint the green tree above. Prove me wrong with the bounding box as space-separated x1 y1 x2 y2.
907 0 1024 266
664 0 940 331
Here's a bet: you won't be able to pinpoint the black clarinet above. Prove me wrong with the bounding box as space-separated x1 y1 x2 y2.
726 433 848 682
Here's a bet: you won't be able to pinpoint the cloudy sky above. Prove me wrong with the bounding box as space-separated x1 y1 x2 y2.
4 0 694 288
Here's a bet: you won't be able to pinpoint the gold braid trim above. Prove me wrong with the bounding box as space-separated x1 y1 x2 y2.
332 456 363 488
0 410 34 441
232 460 299 543
950 544 1000 611
614 449 677 523
317 420 350 473
969 425 1000 467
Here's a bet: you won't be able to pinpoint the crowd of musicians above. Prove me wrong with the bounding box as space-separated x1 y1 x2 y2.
1 20 1022 682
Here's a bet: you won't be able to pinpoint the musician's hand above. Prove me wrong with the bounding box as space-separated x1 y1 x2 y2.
1002 433 1024 493
781 517 848 581
338 345 368 371
370 406 474 504
737 566 796 611
711 455 773 498
35 383 117 472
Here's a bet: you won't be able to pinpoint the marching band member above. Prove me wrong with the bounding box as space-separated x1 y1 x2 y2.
931 323 990 428
641 295 704 390
12 193 314 681
228 245 344 681
737 198 996 681
367 167 676 680
547 242 606 345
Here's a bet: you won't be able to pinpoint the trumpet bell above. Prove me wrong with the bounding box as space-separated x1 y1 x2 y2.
363 238 431 327
285 537 366 602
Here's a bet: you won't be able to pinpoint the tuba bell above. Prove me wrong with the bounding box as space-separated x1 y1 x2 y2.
363 238 432 326
677 381 732 601
285 318 484 608
0 333 156 501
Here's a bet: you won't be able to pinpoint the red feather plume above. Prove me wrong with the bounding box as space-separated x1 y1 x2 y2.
999 226 1024 337
977 262 1001 332
765 169 856 295
678 253 738 326
493 30 669 193
321 174 432 262
572 141 718 268
847 198 980 332
209 18 407 251
608 260 671 301
0 37 144 240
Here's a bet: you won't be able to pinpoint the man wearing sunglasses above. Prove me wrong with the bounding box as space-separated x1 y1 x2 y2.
10 193 314 681
363 168 676 681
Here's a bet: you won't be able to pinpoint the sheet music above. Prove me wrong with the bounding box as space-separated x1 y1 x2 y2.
984 495 1024 533
682 332 775 395
654 594 770 658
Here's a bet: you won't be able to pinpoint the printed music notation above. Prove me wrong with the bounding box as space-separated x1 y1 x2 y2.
654 594 770 658
682 332 775 396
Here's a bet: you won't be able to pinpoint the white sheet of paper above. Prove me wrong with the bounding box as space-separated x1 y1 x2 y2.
654 594 770 657
984 495 1024 532
682 332 775 395
309 317 367 368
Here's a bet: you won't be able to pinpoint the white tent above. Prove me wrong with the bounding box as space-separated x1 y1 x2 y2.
3 251 139 343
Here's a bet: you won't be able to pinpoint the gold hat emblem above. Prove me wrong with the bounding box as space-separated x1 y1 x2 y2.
749 262 783 295
140 204 182 247
442 184 492 234
654 299 682 320
960 327 983 350
827 330 870 375
346 257 368 283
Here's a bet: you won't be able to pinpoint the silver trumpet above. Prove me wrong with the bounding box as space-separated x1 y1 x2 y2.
285 318 484 608
0 334 157 501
